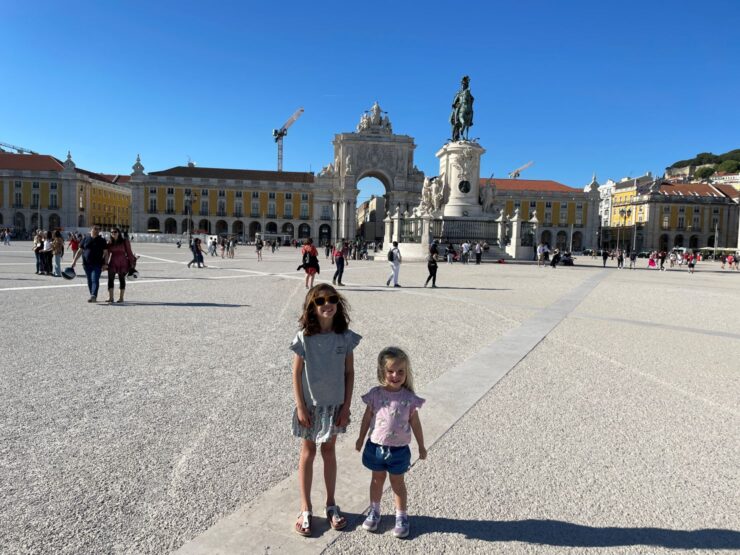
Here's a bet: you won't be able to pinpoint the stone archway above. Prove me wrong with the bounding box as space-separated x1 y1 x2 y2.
249 221 261 240
48 213 61 230
282 222 294 238
14 212 25 232
164 218 177 233
540 229 552 247
314 102 425 243
147 217 160 231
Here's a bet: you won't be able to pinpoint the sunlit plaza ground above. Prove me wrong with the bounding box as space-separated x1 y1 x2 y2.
1 242 738 554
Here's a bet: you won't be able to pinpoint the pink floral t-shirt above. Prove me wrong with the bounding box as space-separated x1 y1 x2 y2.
361 386 425 447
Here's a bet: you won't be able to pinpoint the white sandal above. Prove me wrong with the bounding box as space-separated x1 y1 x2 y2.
295 510 312 537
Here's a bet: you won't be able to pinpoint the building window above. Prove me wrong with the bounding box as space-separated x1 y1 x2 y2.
218 190 225 197
711 217 719 229
200 200 209 215
301 193 309 201
712 207 719 214
529 201 536 208
545 201 552 208
285 192 292 200
149 198 157 212
50 192 58 208
284 203 292 218
321 205 331 220
662 215 669 230
300 204 309 218
167 187 174 195
201 189 209 196
251 201 260 216
268 202 276 217
268 192 276 199
235 201 243 216
692 215 700 229
560 203 568 222
50 182 57 190
235 191 242 198
677 216 685 229
514 201 521 209
150 187 157 195
217 200 226 215
32 181 39 189
678 206 685 213
663 206 670 213
252 191 259 199
166 198 175 213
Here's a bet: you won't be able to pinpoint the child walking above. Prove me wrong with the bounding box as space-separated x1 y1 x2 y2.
355 346 426 539
290 284 362 537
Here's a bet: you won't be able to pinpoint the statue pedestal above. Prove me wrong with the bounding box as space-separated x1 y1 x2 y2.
437 141 486 218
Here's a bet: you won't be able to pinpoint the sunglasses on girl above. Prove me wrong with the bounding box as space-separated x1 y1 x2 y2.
314 294 339 307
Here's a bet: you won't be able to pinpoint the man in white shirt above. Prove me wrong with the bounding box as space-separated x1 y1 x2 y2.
386 241 402 287
461 241 471 264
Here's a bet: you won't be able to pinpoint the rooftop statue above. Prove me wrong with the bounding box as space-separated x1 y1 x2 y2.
450 76 474 141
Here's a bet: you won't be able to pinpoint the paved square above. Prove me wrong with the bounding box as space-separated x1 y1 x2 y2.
1 244 738 554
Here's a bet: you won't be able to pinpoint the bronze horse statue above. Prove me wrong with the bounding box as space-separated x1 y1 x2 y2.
450 75 474 141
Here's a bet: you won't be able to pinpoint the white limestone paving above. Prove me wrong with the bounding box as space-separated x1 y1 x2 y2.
0 243 737 554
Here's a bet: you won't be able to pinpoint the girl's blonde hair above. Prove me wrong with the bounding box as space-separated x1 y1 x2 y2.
377 346 414 392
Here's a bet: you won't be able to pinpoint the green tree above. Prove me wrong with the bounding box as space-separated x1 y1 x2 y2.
717 160 740 173
695 166 716 179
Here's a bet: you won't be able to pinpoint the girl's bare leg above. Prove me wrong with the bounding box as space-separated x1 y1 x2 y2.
298 440 317 511
388 473 407 511
370 470 386 504
320 436 338 505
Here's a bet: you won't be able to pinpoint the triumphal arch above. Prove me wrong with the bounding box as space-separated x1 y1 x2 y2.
315 102 424 242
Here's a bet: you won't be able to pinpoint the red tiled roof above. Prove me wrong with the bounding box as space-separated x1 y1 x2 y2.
712 183 740 200
0 152 64 172
658 182 723 197
481 177 579 193
100 174 131 185
149 166 315 184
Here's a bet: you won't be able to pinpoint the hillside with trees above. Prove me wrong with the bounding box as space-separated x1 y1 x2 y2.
670 149 740 178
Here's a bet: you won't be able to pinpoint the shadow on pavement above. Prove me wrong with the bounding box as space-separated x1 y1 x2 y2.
109 301 247 308
402 517 740 549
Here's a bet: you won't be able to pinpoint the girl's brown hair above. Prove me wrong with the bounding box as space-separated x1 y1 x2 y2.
299 284 350 336
377 346 414 392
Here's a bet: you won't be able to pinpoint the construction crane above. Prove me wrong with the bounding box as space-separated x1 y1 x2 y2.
272 107 304 172
508 161 534 179
0 141 38 154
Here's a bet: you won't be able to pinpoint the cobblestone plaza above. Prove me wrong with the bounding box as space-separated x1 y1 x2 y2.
1 244 738 554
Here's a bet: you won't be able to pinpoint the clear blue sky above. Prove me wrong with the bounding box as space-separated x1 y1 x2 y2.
2 0 738 205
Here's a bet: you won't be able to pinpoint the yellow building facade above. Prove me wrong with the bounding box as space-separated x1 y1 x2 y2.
0 152 131 235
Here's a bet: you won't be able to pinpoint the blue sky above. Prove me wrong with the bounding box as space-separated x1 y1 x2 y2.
2 0 738 204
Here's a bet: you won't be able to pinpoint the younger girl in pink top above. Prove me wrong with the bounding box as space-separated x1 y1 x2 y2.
355 346 426 539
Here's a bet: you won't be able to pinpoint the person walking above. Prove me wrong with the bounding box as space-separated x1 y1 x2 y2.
68 233 80 261
461 241 470 264
424 240 439 288
41 231 54 276
386 241 402 287
474 241 482 264
70 226 108 302
628 250 637 270
187 238 207 268
256 237 264 261
331 241 346 286
290 284 360 537
617 249 624 269
51 230 65 277
300 238 320 289
601 249 609 268
104 227 136 303
355 346 426 539
536 241 548 268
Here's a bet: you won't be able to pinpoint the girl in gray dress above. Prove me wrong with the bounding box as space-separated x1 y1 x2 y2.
290 284 361 537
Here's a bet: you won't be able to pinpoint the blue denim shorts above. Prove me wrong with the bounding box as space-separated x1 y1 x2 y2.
362 440 411 475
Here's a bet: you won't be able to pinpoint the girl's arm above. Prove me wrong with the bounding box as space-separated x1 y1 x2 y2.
355 404 374 451
336 351 354 427
409 410 427 459
291 354 311 428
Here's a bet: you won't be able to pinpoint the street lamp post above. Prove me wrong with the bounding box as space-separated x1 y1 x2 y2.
618 208 632 252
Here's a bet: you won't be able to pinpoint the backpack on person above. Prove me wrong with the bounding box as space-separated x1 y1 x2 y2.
387 249 395 262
